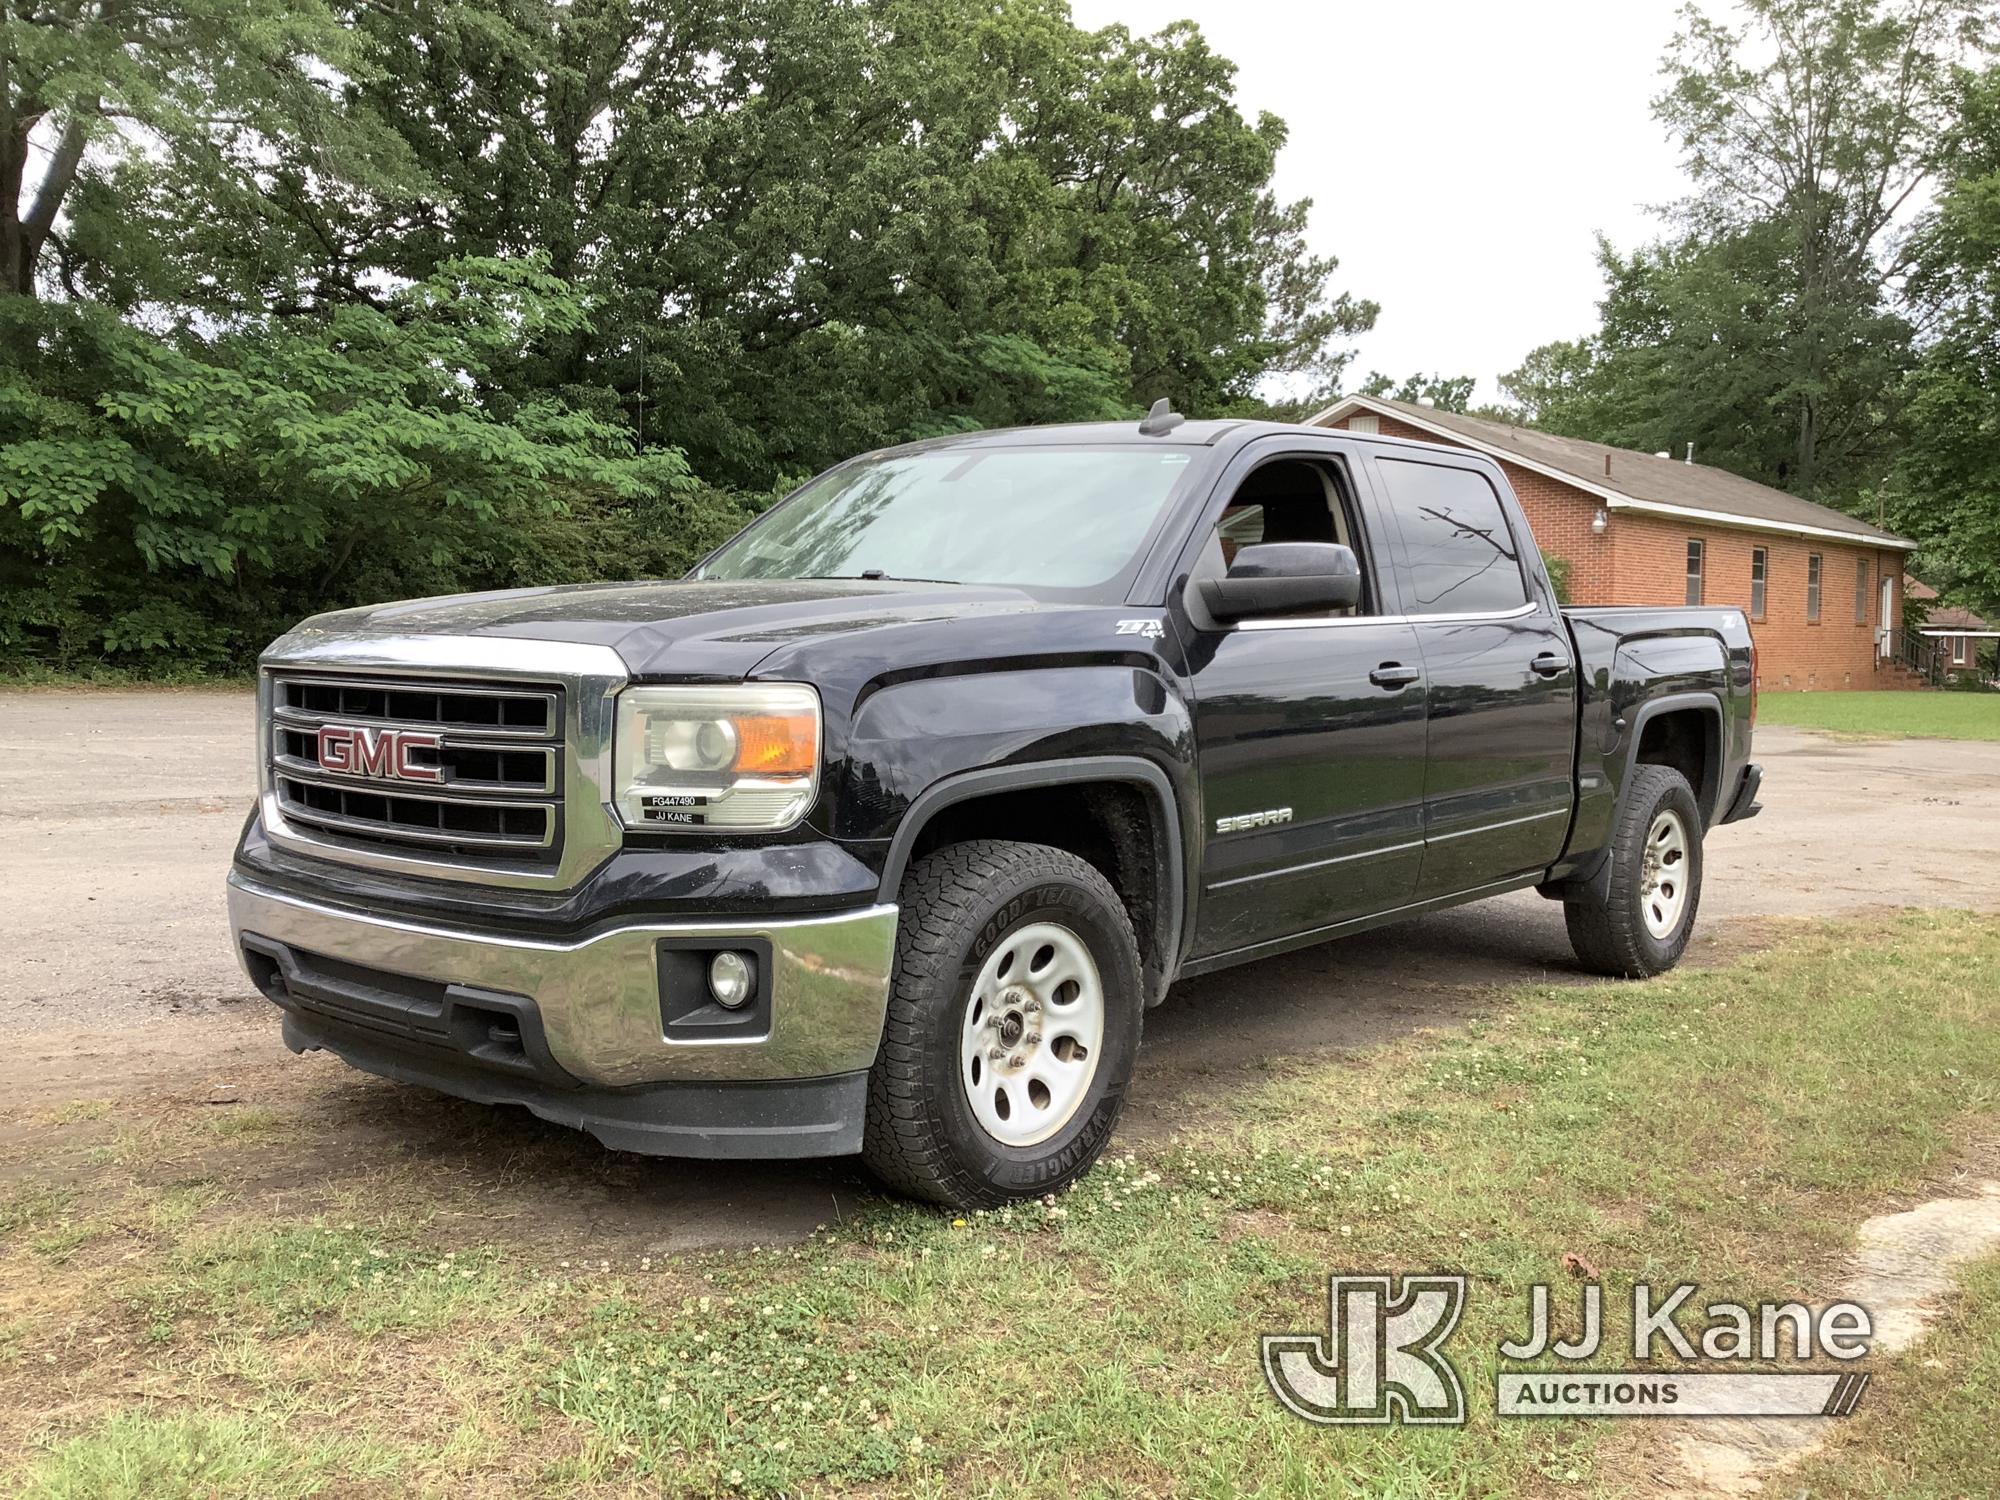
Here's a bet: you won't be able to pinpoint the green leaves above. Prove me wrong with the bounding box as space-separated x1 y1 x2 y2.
1890 64 2000 619
0 264 697 672
3 1 1373 674
1499 0 1972 517
313 0 1369 487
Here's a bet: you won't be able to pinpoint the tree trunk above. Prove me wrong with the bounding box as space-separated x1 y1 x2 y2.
0 70 29 297
15 110 93 296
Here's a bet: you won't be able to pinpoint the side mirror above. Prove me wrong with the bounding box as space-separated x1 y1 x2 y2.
1196 542 1363 622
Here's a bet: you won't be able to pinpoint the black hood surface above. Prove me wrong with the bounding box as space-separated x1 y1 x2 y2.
296 577 1064 679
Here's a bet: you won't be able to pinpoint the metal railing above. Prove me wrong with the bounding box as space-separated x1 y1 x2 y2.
1885 629 1948 687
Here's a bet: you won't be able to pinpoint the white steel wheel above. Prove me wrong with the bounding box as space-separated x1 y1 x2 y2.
1640 809 1690 939
957 921 1106 1148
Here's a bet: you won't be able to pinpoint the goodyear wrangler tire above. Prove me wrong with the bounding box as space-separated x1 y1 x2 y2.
1564 763 1704 978
862 840 1143 1209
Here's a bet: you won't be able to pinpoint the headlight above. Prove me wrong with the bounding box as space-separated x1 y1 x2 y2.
612 684 821 832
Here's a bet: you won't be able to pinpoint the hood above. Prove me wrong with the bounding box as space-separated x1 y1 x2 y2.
291 577 1061 679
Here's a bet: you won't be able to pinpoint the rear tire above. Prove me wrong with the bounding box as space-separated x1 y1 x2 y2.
1564 764 1704 978
862 840 1142 1209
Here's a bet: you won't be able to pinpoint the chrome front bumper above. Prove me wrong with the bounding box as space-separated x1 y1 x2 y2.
226 874 898 1086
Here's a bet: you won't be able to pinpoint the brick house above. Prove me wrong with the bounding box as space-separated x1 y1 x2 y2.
1310 396 1920 691
1907 577 1996 681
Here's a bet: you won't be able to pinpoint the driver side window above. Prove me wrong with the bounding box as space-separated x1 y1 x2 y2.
1200 457 1370 618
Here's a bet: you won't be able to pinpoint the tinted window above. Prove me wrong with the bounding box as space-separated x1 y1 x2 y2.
1686 539 1705 605
1750 548 1767 619
1376 459 1529 615
697 446 1193 598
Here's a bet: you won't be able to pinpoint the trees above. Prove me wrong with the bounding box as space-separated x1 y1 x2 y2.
1504 0 1983 515
1892 63 2000 617
0 260 716 672
1356 372 1476 414
2 1 1372 672
1653 0 1983 501
2 0 416 304
231 0 1374 486
1502 227 1913 495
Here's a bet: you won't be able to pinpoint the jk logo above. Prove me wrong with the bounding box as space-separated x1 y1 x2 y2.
1261 1274 1469 1425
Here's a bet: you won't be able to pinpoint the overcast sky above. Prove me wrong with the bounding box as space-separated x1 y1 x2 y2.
1067 0 1700 405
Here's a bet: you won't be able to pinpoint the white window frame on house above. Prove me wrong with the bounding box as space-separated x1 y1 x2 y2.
1685 539 1704 605
1955 636 1969 666
1854 557 1869 625
1750 547 1768 620
1807 553 1823 623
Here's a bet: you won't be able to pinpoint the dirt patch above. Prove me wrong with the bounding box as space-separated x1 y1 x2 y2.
1670 1179 2000 1496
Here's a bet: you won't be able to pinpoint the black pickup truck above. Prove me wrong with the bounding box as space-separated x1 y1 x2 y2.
228 409 1761 1207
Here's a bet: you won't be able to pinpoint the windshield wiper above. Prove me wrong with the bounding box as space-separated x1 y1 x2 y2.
795 571 958 584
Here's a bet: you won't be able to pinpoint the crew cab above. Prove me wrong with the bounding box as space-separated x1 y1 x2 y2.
227 409 1762 1207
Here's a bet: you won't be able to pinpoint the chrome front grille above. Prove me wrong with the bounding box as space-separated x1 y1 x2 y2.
269 672 564 866
277 676 558 737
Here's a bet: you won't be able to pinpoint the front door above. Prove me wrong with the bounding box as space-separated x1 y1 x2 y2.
1368 453 1578 899
1178 449 1429 959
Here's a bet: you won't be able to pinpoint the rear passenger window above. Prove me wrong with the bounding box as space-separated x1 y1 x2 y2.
1376 459 1530 615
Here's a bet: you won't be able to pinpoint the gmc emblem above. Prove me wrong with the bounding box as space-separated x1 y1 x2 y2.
316 724 442 783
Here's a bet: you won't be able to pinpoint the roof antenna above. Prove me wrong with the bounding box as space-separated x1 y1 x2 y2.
1138 397 1185 437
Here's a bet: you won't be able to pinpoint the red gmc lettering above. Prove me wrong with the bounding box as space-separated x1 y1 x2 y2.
316 725 442 783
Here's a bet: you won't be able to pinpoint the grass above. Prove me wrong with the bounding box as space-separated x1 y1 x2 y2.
2 909 1998 1496
1758 688 2000 739
15 1411 400 1500
1786 1249 2000 1497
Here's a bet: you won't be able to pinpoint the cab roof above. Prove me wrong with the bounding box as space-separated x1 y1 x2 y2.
875 416 1340 455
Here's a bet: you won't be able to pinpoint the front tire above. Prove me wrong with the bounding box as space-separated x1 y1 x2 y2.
1565 763 1704 978
862 840 1142 1209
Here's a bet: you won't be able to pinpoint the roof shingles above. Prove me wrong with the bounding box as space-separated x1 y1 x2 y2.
1320 396 1914 549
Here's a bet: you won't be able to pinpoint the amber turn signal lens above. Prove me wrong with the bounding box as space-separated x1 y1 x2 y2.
731 712 817 777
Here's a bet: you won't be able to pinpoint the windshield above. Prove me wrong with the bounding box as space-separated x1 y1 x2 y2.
694 446 1195 597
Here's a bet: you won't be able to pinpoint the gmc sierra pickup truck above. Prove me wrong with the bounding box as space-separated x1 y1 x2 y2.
228 407 1761 1207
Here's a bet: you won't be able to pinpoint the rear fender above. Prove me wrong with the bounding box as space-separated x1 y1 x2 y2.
1547 689 1723 903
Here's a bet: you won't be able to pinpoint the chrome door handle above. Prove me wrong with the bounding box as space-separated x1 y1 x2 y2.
1530 651 1570 678
1369 663 1422 689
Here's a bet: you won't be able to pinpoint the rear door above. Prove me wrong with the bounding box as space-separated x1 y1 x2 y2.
1174 440 1430 958
1367 452 1577 899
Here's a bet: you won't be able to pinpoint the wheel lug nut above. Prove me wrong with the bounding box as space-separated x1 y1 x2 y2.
988 1047 1005 1062
1024 1032 1041 1046
1025 1000 1042 1014
1008 1055 1027 1069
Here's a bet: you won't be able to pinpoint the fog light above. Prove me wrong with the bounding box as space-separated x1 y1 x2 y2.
708 950 755 1009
